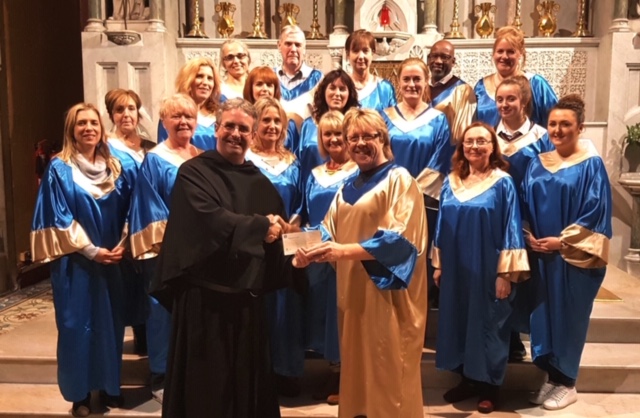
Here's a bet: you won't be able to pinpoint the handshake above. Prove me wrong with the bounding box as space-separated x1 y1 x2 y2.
264 214 301 243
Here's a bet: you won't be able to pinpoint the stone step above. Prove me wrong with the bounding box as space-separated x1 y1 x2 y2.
1 383 639 418
422 340 640 393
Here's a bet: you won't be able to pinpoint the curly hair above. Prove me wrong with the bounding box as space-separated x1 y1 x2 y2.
312 69 359 123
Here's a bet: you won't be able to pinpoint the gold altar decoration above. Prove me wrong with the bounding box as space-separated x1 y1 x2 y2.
511 0 523 33
247 0 267 39
445 0 465 39
308 0 325 39
572 0 592 37
186 0 207 38
215 2 236 38
537 0 560 37
474 3 496 39
278 3 300 27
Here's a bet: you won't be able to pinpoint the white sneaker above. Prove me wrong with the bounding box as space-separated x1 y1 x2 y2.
529 381 558 405
543 385 578 410
151 388 164 405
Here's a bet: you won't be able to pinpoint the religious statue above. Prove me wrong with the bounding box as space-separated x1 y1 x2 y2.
113 0 149 20
374 1 400 31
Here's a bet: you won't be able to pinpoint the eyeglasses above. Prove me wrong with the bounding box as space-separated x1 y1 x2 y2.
220 122 252 135
427 53 453 61
462 139 491 147
222 53 248 62
347 133 380 143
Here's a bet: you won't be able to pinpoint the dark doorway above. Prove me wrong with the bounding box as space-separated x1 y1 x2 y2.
0 0 85 292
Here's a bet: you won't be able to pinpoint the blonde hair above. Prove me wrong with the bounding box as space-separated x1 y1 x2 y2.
175 57 221 115
494 26 526 68
252 97 295 163
158 93 198 120
59 103 118 173
343 108 393 160
317 110 345 160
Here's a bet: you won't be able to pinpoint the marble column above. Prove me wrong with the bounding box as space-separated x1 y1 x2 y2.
332 0 349 35
147 0 167 32
618 174 640 276
422 0 438 34
611 0 631 32
85 0 105 32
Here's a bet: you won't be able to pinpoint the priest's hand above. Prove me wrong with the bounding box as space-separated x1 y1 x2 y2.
265 221 282 243
496 275 511 299
433 268 441 287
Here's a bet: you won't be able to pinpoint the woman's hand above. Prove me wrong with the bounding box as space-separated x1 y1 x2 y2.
527 232 556 253
433 268 442 287
536 237 563 252
292 248 312 268
495 275 511 299
304 242 346 263
94 247 124 265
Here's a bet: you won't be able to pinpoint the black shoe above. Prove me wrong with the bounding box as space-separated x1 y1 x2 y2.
509 332 526 362
99 390 124 408
443 380 478 403
276 374 301 397
312 370 340 400
71 393 91 417
133 324 148 355
428 285 440 310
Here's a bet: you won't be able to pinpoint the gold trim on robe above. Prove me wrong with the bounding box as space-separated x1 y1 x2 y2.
497 248 530 282
431 246 442 269
498 124 547 157
70 157 122 199
433 83 476 144
417 168 444 201
130 220 167 260
30 220 92 263
538 139 599 174
311 160 358 188
448 169 511 203
559 223 609 269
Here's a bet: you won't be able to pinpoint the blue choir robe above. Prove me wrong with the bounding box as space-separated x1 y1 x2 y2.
157 113 216 150
30 156 135 402
107 140 148 328
474 72 558 128
432 170 529 385
317 163 427 418
382 105 453 203
297 116 327 184
357 76 397 111
431 76 476 144
129 142 200 374
277 66 323 129
497 120 554 189
220 82 244 103
284 119 301 155
304 160 358 362
245 150 305 377
522 141 612 380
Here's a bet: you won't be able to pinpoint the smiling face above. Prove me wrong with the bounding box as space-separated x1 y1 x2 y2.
190 65 215 105
278 30 306 75
493 39 522 77
462 126 494 170
73 109 102 155
496 84 524 124
257 106 283 146
221 43 250 80
548 108 582 154
427 41 455 82
348 45 373 75
112 96 139 136
399 64 427 104
215 108 255 164
252 78 276 101
321 125 347 162
325 78 349 111
162 104 197 146
347 127 387 171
